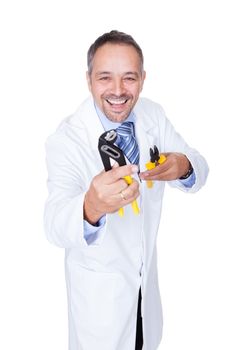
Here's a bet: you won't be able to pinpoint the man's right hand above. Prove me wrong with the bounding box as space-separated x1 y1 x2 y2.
84 164 139 225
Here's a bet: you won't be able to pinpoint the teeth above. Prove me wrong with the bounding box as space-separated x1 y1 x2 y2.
107 99 127 105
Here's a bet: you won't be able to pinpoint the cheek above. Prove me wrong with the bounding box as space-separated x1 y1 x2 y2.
90 87 104 100
131 87 142 100
93 84 109 96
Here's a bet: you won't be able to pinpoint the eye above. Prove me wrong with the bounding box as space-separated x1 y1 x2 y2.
99 76 110 81
124 77 136 81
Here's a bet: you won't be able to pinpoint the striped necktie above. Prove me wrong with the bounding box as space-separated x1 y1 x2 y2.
116 122 140 165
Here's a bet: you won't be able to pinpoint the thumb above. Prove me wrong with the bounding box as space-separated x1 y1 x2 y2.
112 161 120 168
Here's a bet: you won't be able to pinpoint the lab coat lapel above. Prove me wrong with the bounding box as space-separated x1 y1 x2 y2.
134 100 159 171
78 96 105 151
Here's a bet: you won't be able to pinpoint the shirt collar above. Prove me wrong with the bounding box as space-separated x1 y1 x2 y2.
94 102 135 131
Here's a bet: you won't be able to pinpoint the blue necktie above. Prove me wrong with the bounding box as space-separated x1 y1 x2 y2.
116 122 140 165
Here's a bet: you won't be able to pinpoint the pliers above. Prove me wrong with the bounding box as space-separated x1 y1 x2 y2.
98 129 139 216
145 145 167 188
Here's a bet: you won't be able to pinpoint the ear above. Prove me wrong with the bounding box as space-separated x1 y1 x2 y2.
86 71 92 92
140 70 146 91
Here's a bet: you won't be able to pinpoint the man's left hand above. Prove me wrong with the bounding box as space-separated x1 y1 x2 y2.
139 153 191 181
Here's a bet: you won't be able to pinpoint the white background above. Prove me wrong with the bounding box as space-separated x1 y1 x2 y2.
0 0 232 349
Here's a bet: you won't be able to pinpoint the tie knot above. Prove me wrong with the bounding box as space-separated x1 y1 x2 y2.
116 122 134 139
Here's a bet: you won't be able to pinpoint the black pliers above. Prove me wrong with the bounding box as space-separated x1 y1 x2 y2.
98 130 126 171
98 129 139 215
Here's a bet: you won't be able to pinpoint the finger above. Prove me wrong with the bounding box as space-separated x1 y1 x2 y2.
104 180 140 213
108 178 129 195
143 166 178 181
151 170 174 181
140 162 169 180
112 161 119 168
104 164 139 184
117 180 140 202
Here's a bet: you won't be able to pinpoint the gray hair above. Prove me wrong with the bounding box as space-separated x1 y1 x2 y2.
87 30 144 74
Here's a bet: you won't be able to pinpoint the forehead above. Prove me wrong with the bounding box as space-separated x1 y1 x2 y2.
91 43 141 72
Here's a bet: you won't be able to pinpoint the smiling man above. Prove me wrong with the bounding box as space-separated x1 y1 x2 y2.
86 41 145 122
44 30 209 350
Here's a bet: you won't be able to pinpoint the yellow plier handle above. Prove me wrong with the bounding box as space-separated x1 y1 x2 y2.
145 154 167 188
118 175 140 216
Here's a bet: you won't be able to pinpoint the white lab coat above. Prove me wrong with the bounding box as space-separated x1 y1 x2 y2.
44 97 208 350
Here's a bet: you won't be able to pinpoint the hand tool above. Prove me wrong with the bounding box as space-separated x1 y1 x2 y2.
145 145 167 188
98 129 139 216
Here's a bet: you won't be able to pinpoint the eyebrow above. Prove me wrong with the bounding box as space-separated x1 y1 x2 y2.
95 71 111 76
124 71 140 78
124 71 139 76
95 71 140 77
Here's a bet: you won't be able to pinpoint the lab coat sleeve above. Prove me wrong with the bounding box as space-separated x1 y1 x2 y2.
158 106 209 193
44 133 106 248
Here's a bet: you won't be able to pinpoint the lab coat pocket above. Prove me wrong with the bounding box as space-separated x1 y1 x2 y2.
69 263 120 329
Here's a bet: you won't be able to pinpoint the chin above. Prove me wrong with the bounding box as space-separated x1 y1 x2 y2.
106 114 129 123
105 109 132 123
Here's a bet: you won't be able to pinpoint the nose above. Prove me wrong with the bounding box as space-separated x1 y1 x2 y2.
111 77 125 96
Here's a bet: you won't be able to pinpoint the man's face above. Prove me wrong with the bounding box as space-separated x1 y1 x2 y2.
87 43 146 123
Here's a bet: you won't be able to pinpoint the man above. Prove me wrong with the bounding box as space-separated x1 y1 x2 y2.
44 30 208 350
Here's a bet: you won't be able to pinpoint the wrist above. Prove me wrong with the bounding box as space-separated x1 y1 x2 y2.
179 161 193 180
83 194 103 225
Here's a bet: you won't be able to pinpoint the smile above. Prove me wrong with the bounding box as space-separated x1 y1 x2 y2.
106 98 128 105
